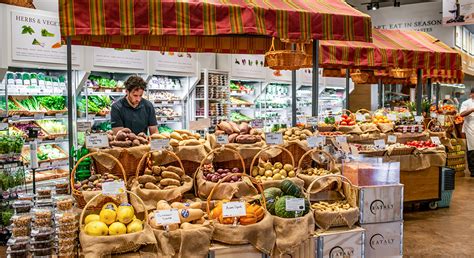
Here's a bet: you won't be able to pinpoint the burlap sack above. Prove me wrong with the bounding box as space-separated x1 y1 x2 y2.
298 172 341 189
383 151 446 171
129 176 193 213
212 211 276 254
82 191 128 208
377 123 395 133
152 222 214 258
172 144 212 164
195 169 258 200
208 134 265 161
90 145 150 177
272 213 315 257
337 125 363 134
359 123 380 133
311 181 359 231
80 223 157 257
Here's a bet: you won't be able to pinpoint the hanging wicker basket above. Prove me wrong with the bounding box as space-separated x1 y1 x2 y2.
390 68 414 79
350 70 369 84
265 38 308 71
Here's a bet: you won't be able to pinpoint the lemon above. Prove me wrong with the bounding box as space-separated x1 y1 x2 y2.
102 202 118 211
100 208 117 225
126 219 143 233
117 203 135 224
85 221 109 236
108 222 127 235
84 214 100 225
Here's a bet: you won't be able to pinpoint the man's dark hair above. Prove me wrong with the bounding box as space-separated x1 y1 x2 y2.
125 75 147 92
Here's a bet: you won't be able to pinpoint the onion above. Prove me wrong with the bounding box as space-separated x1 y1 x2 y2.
232 168 240 173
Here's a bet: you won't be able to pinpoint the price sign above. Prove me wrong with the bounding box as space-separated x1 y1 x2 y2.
86 133 109 148
402 126 407 133
430 136 441 145
11 115 20 120
356 113 366 122
77 121 92 132
154 209 180 225
387 114 397 121
306 117 318 126
161 117 167 122
189 118 211 130
387 135 397 144
34 113 44 119
55 113 64 118
251 119 264 128
307 136 325 148
265 132 283 145
151 139 170 151
350 146 360 157
162 101 169 105
438 115 445 124
414 116 423 123
285 198 305 211
336 136 347 144
374 139 386 149
28 127 41 139
216 134 229 145
222 202 246 218
102 180 125 195
430 112 437 118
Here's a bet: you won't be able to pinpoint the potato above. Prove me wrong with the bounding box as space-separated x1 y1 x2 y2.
138 175 157 184
170 132 183 141
217 121 234 134
228 121 241 133
137 136 148 144
128 133 138 141
164 185 179 190
170 139 179 147
160 178 181 186
115 131 128 141
162 171 181 181
181 139 201 146
132 139 140 146
144 168 153 175
151 133 166 139
193 133 201 139
152 166 162 175
302 129 312 136
182 134 189 140
228 133 239 143
166 166 184 176
144 182 160 189
119 128 131 134
198 139 206 144
174 129 192 136
239 122 250 134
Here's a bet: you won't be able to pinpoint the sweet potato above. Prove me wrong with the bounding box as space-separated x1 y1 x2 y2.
132 139 140 146
144 168 153 175
170 139 179 147
110 141 130 147
151 133 166 139
239 122 250 134
138 132 147 138
215 130 225 135
174 129 192 136
115 131 128 141
235 135 258 144
170 132 183 141
162 171 181 181
144 182 160 190
218 121 233 134
229 121 241 133
178 208 204 223
119 128 131 134
107 134 114 142
128 133 137 141
164 185 178 190
193 133 201 139
228 133 239 143
137 136 148 144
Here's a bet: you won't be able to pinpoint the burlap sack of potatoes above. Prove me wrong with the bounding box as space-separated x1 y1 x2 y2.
195 169 258 200
359 123 380 133
129 176 193 213
377 123 395 133
152 221 214 258
81 191 129 209
272 212 315 257
337 125 363 134
212 211 276 255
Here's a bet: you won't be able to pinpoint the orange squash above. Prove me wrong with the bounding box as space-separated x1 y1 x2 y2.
246 204 265 221
239 216 258 225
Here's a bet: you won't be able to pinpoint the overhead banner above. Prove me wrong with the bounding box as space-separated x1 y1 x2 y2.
11 10 82 65
443 0 474 26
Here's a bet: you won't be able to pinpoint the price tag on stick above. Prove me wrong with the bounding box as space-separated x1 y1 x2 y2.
307 136 325 148
222 202 246 218
414 116 423 123
430 136 441 145
285 198 305 212
387 135 397 144
102 181 125 195
374 139 386 150
387 114 397 121
265 132 283 145
151 139 170 151
216 134 229 145
306 117 318 126
155 209 180 225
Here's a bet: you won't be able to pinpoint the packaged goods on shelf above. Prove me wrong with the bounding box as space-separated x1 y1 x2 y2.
149 76 182 89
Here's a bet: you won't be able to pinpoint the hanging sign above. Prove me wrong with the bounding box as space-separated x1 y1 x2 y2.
230 54 266 79
152 52 196 74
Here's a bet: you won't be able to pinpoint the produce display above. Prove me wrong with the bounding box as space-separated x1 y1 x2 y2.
441 104 456 114
138 164 186 190
372 114 390 124
210 201 264 225
77 96 111 115
261 180 309 218
107 128 150 147
13 122 46 138
251 161 296 181
230 81 254 93
36 120 67 135
311 200 352 212
277 127 313 141
38 145 67 160
300 167 334 176
201 164 242 183
149 92 180 102
215 121 263 144
87 75 124 90
156 107 180 118
230 111 253 123
150 130 205 147
405 140 438 149
148 200 205 230
37 96 66 111
230 97 252 106
149 76 182 89
317 131 344 136
337 114 355 126
83 202 143 236
73 173 121 192
15 97 47 112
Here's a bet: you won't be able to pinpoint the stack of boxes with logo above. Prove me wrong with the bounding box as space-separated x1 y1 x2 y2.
343 158 404 257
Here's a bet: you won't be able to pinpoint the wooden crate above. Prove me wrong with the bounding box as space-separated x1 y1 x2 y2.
358 184 403 224
315 227 364 258
208 244 264 258
362 221 403 258
400 166 440 203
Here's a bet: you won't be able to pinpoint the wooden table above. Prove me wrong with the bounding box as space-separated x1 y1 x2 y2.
400 166 441 203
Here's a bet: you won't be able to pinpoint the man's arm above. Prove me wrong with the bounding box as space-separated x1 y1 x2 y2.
148 103 158 135
148 126 158 135
110 104 124 134
460 109 474 117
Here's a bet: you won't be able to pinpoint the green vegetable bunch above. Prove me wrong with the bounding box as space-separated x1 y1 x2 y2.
17 97 44 111
0 169 25 191
158 125 173 133
1 209 13 226
0 135 24 154
8 101 19 111
37 96 66 110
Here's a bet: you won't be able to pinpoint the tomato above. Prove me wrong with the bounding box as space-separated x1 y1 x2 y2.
342 115 348 119
349 121 356 126
341 121 348 126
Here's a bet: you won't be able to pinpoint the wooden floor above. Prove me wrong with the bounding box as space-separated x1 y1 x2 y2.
404 173 474 256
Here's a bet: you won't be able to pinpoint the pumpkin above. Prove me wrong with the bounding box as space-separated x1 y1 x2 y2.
263 187 283 215
274 195 310 218
246 203 265 221
281 180 303 198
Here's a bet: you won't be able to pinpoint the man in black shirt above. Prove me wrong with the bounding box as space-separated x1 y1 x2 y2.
110 76 158 135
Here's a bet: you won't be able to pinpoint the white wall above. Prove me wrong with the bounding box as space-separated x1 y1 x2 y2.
33 0 57 12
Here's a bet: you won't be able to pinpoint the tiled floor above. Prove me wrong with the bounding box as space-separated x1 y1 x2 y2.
404 174 473 256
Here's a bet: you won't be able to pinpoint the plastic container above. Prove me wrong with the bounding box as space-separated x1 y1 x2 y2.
54 196 74 211
31 247 53 257
54 212 77 228
55 179 69 195
31 239 53 249
36 187 52 198
58 249 76 258
7 237 30 250
56 228 78 239
57 237 76 246
12 200 33 214
33 208 52 219
342 157 400 186
6 247 29 258
35 198 54 207
11 226 29 237
17 193 34 201
31 227 54 241
11 214 32 227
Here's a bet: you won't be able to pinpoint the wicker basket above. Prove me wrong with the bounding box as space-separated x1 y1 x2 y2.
390 68 414 79
45 108 68 116
388 146 415 156
355 108 372 123
135 149 185 179
71 152 127 209
249 145 296 182
350 70 369 84
317 125 335 132
426 119 447 138
265 38 308 71
359 149 386 157
297 149 340 188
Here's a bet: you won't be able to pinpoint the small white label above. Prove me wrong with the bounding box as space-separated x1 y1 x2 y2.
85 133 110 148
387 114 397 121
222 202 246 218
0 123 8 130
350 146 359 157
77 121 92 132
356 113 366 122
285 198 305 211
102 180 125 195
387 135 397 144
105 113 111 119
402 127 407 133
374 139 386 149
162 101 169 105
251 119 264 128
161 117 167 122
306 117 318 125
151 139 170 151
55 113 63 118
34 113 44 119
265 132 283 145
438 115 445 124
430 137 441 145
410 127 416 133
336 136 347 144
11 115 20 120
307 136 325 148
105 89 112 93
216 134 229 145
154 209 181 225
414 116 423 123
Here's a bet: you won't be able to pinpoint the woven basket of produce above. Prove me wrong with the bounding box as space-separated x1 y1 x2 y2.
307 174 359 231
130 150 193 212
337 109 362 134
71 152 128 209
249 145 304 189
79 190 157 257
350 70 369 84
386 144 415 156
207 173 276 255
265 38 308 71
194 146 258 200
317 124 335 132
426 119 447 138
148 199 214 257
297 149 341 188
389 68 414 79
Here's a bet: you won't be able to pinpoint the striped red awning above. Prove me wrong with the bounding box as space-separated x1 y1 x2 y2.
318 29 462 71
59 0 372 54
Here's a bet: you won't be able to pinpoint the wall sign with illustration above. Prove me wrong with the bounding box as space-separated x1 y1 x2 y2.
11 10 82 65
151 51 196 75
93 48 146 70
443 0 474 26
230 54 266 79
